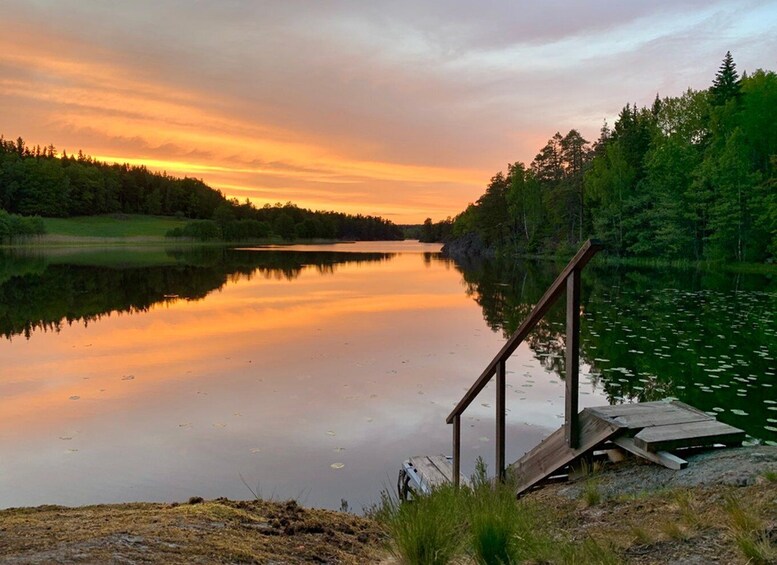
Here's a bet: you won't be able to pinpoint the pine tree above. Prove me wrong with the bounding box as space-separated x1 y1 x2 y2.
710 51 741 105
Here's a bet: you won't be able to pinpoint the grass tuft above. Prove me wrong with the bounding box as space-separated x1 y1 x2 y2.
674 490 703 529
578 459 603 507
558 536 621 564
583 479 602 507
660 520 690 541
376 485 465 565
724 495 777 564
629 525 652 546
467 480 522 564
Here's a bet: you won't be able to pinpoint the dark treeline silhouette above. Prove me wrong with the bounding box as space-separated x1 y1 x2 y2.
434 53 777 263
0 139 402 241
0 248 392 339
444 253 776 441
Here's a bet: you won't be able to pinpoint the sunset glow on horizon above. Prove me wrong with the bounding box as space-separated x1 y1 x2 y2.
2 1 775 222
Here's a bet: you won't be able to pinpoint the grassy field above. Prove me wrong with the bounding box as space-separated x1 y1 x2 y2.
41 214 188 238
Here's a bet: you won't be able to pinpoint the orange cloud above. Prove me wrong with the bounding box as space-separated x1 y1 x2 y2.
0 24 487 222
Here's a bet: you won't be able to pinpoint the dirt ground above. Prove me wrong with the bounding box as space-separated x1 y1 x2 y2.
0 498 387 564
522 446 777 564
1 447 775 564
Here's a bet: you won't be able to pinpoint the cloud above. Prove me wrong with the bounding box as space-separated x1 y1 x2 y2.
1 0 774 222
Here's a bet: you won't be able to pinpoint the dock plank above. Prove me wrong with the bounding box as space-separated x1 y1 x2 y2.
427 455 457 483
404 455 469 494
588 401 713 429
612 436 688 470
634 420 746 452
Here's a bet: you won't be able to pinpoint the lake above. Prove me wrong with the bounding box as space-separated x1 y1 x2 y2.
0 242 774 511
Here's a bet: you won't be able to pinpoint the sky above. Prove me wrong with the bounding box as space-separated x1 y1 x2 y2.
1 1 776 223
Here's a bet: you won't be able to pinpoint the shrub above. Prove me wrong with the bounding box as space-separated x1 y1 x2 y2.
0 210 46 240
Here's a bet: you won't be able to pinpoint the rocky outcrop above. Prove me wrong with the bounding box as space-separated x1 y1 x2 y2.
440 232 494 259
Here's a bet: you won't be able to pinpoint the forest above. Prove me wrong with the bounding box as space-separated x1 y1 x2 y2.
0 140 402 241
428 53 777 263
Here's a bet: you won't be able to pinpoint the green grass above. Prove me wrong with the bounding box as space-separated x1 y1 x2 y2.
762 470 777 483
375 459 620 565
582 479 602 507
376 485 465 565
41 214 188 238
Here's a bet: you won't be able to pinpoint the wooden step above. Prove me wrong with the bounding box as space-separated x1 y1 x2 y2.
510 408 625 495
588 400 713 428
633 419 746 452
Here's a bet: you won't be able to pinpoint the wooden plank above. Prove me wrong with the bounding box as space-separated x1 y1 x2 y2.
446 239 602 424
452 415 461 487
565 269 580 448
588 400 681 418
634 420 746 452
612 436 688 470
496 359 506 480
587 401 714 429
409 456 450 490
611 408 713 429
427 455 455 483
406 455 469 493
670 400 713 419
587 402 661 416
510 408 624 495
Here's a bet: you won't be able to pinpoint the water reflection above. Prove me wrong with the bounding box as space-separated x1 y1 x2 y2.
2 242 541 510
0 244 774 512
0 247 393 339
449 255 777 442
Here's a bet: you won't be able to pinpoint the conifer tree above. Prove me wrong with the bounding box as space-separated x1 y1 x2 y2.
710 51 741 105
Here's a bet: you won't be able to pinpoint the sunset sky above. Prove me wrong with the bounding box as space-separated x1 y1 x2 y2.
2 1 775 223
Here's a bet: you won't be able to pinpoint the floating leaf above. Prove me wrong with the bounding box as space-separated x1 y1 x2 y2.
330 463 345 469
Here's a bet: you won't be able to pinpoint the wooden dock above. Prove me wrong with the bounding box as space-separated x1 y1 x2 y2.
407 241 748 499
510 400 745 495
398 455 469 500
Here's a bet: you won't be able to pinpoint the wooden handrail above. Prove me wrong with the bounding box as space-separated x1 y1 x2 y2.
447 239 602 484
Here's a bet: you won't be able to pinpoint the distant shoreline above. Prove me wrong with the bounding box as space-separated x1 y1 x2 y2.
0 234 368 250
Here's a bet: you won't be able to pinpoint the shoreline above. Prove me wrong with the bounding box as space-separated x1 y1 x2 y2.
1 446 774 563
0 235 358 249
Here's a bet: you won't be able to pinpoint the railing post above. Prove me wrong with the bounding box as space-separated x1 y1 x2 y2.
565 268 581 448
452 415 461 487
496 359 506 481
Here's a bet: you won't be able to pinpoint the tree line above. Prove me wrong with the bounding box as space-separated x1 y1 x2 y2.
0 139 402 241
431 53 776 263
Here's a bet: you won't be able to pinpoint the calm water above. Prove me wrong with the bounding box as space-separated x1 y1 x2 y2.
0 242 774 510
